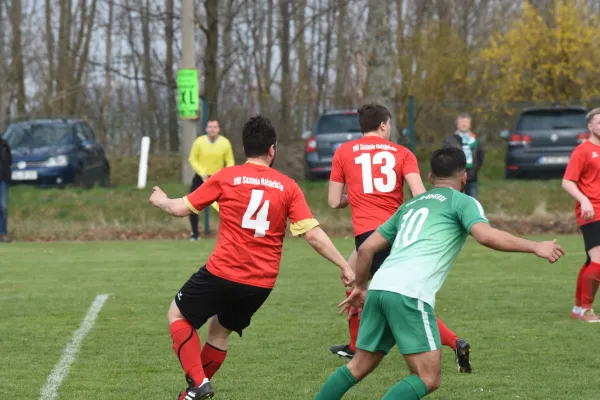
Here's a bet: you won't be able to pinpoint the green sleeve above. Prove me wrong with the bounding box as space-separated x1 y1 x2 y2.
454 193 489 232
377 208 402 243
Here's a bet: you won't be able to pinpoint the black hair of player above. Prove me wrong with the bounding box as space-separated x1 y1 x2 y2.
357 103 391 133
242 115 277 158
430 148 466 178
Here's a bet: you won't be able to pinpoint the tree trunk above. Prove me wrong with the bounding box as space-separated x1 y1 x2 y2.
45 0 55 112
333 0 347 107
203 0 219 121
165 0 178 152
72 0 97 114
278 0 291 141
365 0 394 138
293 0 308 136
101 0 114 144
10 0 26 115
141 0 158 151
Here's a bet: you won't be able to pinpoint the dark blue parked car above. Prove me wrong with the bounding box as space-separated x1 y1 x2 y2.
2 119 110 188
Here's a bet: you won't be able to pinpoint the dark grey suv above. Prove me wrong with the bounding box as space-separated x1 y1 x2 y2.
303 110 362 180
504 106 590 179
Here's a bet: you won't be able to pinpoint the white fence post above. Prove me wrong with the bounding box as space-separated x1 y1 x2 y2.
137 136 151 189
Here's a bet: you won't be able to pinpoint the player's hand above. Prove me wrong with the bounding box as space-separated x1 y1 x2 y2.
149 186 167 208
340 267 355 287
581 198 595 221
534 240 565 263
338 287 366 317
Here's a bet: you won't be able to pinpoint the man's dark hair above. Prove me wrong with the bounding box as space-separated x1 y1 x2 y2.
357 103 391 133
430 148 466 178
242 115 277 157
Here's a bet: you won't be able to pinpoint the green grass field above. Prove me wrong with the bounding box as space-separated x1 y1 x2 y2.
1 236 598 399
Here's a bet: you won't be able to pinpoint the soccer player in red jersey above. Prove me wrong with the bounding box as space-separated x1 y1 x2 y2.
563 108 600 323
328 103 473 372
149 116 355 399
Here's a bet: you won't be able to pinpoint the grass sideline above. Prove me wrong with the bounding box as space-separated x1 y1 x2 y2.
0 237 596 399
6 145 578 241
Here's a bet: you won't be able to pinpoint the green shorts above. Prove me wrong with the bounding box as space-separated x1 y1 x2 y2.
356 290 441 355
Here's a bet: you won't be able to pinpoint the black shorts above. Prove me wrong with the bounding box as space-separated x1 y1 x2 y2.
175 266 272 336
355 230 391 278
581 221 600 265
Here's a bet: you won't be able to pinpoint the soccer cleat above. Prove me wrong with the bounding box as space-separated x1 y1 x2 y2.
455 339 472 373
178 378 214 400
580 309 600 323
329 344 355 359
570 311 582 319
189 232 199 241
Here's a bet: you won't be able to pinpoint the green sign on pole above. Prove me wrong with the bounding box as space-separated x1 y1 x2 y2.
177 69 199 119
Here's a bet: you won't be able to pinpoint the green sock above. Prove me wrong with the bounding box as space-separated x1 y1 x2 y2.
315 365 358 400
382 375 429 400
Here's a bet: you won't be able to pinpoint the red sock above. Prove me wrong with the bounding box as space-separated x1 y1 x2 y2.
575 263 587 307
582 262 600 309
347 291 359 352
437 316 458 350
201 343 227 379
170 320 206 386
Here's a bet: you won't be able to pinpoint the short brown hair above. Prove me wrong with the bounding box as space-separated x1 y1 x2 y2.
586 108 600 124
357 103 391 133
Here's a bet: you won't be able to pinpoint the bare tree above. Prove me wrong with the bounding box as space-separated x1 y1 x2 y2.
278 0 291 140
10 0 26 115
202 0 219 120
333 0 348 107
165 0 178 152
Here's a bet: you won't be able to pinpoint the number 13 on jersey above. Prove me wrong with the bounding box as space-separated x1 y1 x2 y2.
355 151 397 194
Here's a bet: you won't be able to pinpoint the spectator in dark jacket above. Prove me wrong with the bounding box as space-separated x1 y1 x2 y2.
442 113 484 198
0 136 11 242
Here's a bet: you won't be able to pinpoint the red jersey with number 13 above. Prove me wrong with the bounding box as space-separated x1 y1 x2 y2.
184 163 317 289
330 135 420 236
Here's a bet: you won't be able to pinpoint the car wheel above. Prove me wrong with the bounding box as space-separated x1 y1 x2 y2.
99 164 111 188
73 167 92 189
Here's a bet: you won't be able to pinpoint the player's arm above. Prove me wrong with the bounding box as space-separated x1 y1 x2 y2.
302 226 353 283
470 223 564 263
328 181 349 209
148 187 192 217
150 174 222 217
354 231 390 289
404 173 426 196
562 179 595 220
188 139 208 179
402 151 426 196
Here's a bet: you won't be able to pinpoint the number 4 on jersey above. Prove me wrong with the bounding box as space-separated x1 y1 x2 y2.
242 189 271 237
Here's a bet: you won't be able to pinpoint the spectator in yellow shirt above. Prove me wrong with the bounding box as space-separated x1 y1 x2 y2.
188 120 235 240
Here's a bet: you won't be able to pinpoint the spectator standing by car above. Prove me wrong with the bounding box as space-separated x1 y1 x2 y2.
0 135 11 242
443 113 484 198
187 120 235 240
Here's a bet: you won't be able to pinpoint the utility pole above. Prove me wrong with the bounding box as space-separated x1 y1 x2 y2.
179 0 196 184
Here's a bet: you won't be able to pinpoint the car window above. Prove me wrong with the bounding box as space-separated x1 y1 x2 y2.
3 123 73 148
315 114 361 134
516 110 587 131
81 124 96 142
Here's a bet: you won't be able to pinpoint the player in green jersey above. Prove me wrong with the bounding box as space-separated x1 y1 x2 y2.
315 147 564 400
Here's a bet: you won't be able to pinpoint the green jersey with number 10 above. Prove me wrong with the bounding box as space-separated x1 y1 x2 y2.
369 187 488 308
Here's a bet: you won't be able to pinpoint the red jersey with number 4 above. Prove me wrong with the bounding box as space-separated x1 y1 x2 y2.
330 135 420 236
564 139 600 227
184 163 316 288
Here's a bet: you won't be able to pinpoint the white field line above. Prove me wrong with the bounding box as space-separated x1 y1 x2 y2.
39 294 109 400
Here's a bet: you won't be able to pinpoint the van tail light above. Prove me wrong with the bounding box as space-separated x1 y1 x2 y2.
577 132 590 144
305 136 317 153
509 134 532 145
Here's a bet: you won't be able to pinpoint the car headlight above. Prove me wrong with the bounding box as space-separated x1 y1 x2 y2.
44 155 69 167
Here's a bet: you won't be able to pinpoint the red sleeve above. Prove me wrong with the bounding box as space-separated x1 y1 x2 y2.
185 174 223 212
564 149 585 182
329 147 345 183
402 149 420 177
288 182 314 223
